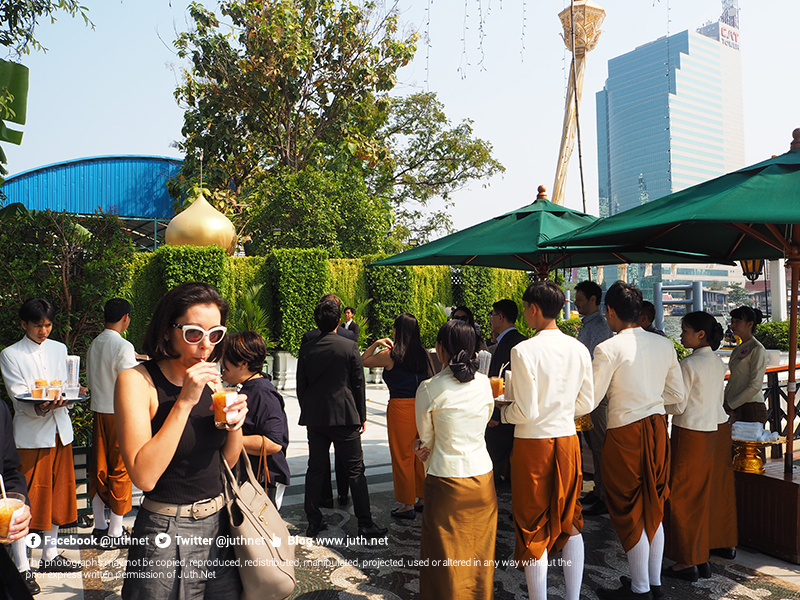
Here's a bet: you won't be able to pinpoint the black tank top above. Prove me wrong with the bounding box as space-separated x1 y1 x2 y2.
143 360 227 504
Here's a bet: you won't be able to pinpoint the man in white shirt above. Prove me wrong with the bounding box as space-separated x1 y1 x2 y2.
86 298 138 542
574 280 613 515
0 298 80 575
500 281 595 600
592 282 685 600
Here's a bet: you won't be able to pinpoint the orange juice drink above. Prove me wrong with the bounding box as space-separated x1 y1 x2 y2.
46 386 61 400
31 387 44 399
213 388 239 429
490 377 504 398
0 493 25 541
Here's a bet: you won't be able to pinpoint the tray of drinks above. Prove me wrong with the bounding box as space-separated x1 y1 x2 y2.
16 392 89 404
494 395 514 406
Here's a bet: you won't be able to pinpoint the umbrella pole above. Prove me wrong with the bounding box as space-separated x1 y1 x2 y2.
786 256 799 475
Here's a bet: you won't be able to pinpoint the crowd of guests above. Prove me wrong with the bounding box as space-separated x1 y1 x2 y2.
0 278 772 600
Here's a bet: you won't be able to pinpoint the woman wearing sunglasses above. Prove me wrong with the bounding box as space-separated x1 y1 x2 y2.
116 282 247 600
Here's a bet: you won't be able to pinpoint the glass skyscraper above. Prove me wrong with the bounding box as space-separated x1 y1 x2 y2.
596 6 744 216
594 3 745 295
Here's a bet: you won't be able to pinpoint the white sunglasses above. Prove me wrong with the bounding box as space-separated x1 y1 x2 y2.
171 322 227 345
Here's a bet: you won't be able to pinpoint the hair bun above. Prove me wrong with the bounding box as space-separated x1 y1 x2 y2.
450 349 479 383
753 307 764 325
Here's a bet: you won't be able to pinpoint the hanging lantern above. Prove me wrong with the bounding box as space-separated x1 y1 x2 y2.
740 259 764 283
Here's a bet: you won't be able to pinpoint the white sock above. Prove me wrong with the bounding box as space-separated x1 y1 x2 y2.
108 512 125 538
626 530 650 594
524 549 548 600
92 494 108 530
562 534 584 600
42 525 59 562
13 538 30 572
648 523 665 587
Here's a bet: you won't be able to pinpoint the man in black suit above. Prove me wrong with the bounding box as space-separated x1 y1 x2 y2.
300 294 354 506
297 299 386 540
342 307 360 343
486 299 527 481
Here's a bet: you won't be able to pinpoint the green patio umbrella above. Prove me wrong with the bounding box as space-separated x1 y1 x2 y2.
372 187 728 279
545 130 800 473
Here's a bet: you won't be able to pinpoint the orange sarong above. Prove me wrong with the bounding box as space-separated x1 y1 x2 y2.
18 440 78 531
707 421 738 549
420 472 496 600
602 414 670 552
387 398 425 504
664 426 715 565
510 436 583 562
89 412 133 516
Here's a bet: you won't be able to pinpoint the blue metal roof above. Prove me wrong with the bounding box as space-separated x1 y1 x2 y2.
2 155 183 219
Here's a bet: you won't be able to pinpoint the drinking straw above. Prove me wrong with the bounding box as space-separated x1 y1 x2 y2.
0 473 7 509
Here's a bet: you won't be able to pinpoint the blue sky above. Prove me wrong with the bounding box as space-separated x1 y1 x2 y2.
4 0 798 233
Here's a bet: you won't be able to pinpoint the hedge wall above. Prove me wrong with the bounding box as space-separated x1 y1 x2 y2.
330 258 369 307
227 256 269 325
265 248 331 355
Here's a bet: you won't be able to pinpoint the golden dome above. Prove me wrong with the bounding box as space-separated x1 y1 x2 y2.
165 194 237 255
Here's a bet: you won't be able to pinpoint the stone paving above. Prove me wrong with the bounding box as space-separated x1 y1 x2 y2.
21 383 800 599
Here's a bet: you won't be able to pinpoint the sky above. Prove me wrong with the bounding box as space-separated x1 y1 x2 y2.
4 0 799 234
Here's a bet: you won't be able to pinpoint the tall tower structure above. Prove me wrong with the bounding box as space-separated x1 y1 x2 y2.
596 1 744 217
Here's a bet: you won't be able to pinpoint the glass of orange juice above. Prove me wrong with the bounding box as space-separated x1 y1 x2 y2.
0 493 26 542
490 377 504 398
212 387 239 429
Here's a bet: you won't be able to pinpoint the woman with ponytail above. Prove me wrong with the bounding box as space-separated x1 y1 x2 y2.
664 312 728 582
413 319 496 600
725 306 768 424
362 313 434 519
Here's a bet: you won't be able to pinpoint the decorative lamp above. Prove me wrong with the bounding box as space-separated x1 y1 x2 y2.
740 259 764 283
165 194 237 255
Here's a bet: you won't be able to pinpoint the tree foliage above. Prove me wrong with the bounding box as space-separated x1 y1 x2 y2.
0 208 134 355
172 0 504 249
247 166 392 258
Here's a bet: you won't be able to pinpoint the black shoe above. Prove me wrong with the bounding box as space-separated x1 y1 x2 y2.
320 498 334 509
38 555 82 573
583 499 609 516
358 523 388 540
391 507 416 520
697 562 712 578
620 576 661 600
414 504 424 513
338 495 349 507
663 564 699 582
581 490 599 505
597 585 653 600
22 570 40 595
305 521 327 538
710 547 736 559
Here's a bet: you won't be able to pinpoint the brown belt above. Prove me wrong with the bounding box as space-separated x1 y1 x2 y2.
141 494 225 520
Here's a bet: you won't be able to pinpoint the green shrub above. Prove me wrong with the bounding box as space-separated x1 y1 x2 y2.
158 245 229 296
123 253 160 352
330 259 368 306
558 317 582 338
452 266 495 341
756 320 798 351
227 256 269 331
266 248 330 355
364 255 412 341
410 265 452 348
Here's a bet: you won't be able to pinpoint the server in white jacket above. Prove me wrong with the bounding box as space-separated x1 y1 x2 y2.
663 312 727 581
592 282 685 600
0 299 80 574
86 298 139 541
500 281 596 600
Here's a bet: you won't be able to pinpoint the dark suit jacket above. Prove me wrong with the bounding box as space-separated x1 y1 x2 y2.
301 326 356 345
297 331 366 427
343 320 360 342
489 328 528 378
2 402 27 500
